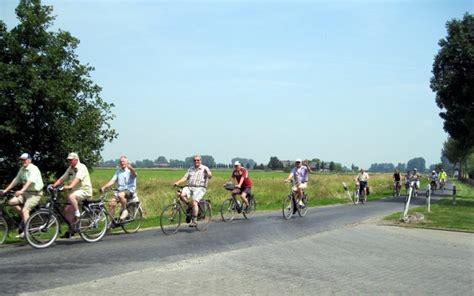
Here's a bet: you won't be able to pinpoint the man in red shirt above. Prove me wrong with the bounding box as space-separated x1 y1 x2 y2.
231 161 253 210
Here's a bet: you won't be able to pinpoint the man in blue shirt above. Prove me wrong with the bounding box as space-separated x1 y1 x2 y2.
101 156 137 221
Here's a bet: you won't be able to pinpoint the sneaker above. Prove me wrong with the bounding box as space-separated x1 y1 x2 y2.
120 209 129 221
298 200 304 207
15 232 25 239
189 220 197 228
60 231 74 239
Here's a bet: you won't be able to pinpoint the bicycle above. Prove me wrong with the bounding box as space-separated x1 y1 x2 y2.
426 179 438 197
24 185 108 249
220 182 256 222
393 181 401 197
282 182 308 220
353 182 367 205
0 191 40 244
102 189 144 234
160 186 212 235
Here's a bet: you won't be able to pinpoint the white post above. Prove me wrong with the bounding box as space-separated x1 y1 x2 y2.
401 186 412 220
427 185 431 212
342 182 352 202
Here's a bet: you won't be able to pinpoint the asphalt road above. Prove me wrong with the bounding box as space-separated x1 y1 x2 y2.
1 191 472 295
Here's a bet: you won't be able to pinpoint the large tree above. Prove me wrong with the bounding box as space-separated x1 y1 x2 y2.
406 157 426 172
0 0 117 179
430 13 474 149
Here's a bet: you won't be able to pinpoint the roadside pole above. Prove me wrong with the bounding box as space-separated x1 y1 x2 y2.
401 186 412 220
426 185 431 212
342 182 353 203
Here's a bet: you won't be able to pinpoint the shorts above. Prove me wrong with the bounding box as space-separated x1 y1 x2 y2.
113 190 133 200
9 191 43 211
292 182 307 192
232 187 252 196
182 186 206 202
411 181 420 189
71 190 92 201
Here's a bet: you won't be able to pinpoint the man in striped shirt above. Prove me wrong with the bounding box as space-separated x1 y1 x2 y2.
174 155 212 227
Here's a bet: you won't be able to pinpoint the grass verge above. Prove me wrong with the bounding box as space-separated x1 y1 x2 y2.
383 180 474 232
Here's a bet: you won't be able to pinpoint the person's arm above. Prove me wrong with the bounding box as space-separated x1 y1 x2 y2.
101 179 116 192
64 177 80 190
2 176 19 194
52 177 64 188
174 171 188 186
205 167 212 179
304 160 312 173
128 163 137 178
285 172 294 182
15 180 33 197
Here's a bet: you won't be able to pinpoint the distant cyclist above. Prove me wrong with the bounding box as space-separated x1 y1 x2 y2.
411 168 421 196
404 170 412 192
393 169 401 194
230 161 252 211
355 168 369 197
439 168 447 189
430 170 438 181
285 159 311 206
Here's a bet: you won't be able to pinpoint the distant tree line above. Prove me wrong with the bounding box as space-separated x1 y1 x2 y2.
98 155 349 172
99 155 456 175
368 158 428 173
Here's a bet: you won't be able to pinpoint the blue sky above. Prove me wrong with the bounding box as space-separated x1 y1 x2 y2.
1 0 472 168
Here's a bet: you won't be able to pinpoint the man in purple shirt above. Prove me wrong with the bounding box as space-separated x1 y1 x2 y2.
284 159 311 205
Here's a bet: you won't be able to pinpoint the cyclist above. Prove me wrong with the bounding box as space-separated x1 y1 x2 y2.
411 168 421 196
230 161 252 212
100 156 137 222
284 159 311 206
439 168 447 190
355 168 369 197
0 153 44 238
404 170 412 193
51 152 92 238
393 169 401 195
173 155 212 227
429 170 438 190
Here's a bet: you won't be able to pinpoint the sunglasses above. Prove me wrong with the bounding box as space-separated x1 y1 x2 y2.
193 159 201 162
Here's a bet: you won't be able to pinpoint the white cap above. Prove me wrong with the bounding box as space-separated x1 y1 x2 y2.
234 161 241 166
432 170 436 173
67 152 79 160
295 158 302 162
19 153 31 160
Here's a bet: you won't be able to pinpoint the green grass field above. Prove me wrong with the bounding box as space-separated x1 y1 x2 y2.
90 168 399 217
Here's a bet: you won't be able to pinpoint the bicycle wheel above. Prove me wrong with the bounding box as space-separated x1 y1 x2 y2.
353 191 359 205
282 195 294 220
160 203 182 235
122 202 144 234
79 207 108 243
297 195 308 217
221 198 236 222
243 195 256 219
196 200 212 231
0 216 8 244
25 210 59 249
